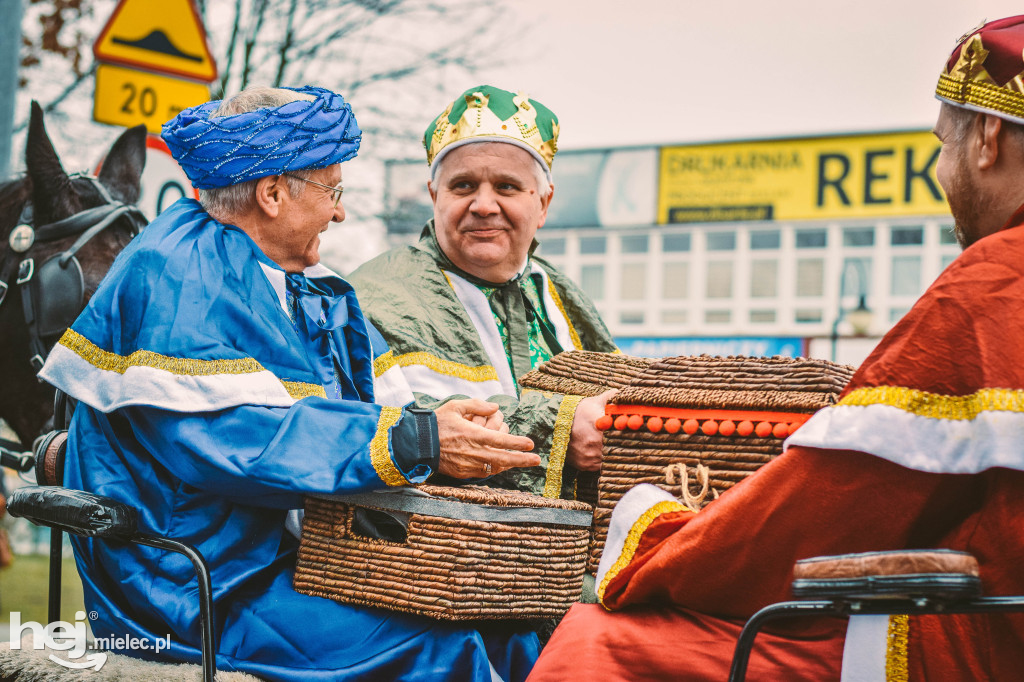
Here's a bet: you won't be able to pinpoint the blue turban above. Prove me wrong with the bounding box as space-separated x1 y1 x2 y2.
161 86 361 189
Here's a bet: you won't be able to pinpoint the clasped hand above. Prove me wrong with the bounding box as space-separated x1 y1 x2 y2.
434 399 538 478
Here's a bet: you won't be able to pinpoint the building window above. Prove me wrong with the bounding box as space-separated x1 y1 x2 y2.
939 224 958 245
940 254 956 271
621 234 649 253
841 257 872 298
891 226 924 246
796 258 824 297
662 262 689 299
706 231 736 251
706 261 733 298
750 230 780 250
891 256 921 296
843 227 874 247
705 310 731 323
659 260 692 296
750 309 776 323
661 310 688 324
750 259 778 298
620 311 644 325
795 229 827 248
663 233 691 252
540 237 565 256
620 263 646 300
580 264 604 300
579 236 607 254
795 308 823 323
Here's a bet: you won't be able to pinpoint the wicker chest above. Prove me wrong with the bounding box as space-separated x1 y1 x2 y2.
293 484 593 620
522 351 854 574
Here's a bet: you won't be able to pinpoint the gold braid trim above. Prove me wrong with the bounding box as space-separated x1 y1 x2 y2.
544 394 584 498
370 406 407 487
546 280 583 350
392 351 499 383
373 350 396 378
937 74 1024 121
59 328 264 375
885 615 910 682
597 499 689 606
60 329 325 398
282 382 327 399
839 386 1024 420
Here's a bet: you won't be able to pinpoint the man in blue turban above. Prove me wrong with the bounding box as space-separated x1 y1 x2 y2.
40 86 543 681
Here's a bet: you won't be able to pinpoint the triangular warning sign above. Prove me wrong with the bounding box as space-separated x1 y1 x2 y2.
93 0 217 83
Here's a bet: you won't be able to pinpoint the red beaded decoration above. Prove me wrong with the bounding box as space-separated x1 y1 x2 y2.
682 419 699 435
737 420 754 437
755 421 773 438
664 418 682 434
701 420 719 436
627 414 644 431
613 415 629 431
595 415 613 431
647 416 664 433
772 422 789 438
719 420 736 436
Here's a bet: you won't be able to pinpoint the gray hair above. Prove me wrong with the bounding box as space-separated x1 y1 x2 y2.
198 86 317 218
432 143 553 200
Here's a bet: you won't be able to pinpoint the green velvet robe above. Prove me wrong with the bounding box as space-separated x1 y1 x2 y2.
349 222 617 498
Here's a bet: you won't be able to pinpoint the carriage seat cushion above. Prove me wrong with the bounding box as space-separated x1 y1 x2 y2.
791 550 981 600
0 634 264 681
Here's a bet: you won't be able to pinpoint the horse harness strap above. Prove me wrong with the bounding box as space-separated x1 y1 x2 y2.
0 174 148 371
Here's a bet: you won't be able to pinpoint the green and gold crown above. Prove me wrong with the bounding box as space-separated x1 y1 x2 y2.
423 85 559 179
936 15 1024 125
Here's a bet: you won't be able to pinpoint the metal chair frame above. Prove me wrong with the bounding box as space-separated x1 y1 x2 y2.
728 584 1024 681
7 390 217 682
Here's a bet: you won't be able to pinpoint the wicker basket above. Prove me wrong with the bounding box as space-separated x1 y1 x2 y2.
294 484 593 620
519 350 655 397
589 354 855 573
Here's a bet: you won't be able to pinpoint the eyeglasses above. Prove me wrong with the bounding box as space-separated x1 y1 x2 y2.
283 174 345 207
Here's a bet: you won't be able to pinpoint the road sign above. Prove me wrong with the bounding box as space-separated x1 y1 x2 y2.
94 63 209 134
93 0 217 82
138 136 199 220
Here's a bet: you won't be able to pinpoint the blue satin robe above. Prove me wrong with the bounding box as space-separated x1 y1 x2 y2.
41 200 539 681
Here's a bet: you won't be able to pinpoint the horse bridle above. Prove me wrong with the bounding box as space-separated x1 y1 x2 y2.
0 174 149 371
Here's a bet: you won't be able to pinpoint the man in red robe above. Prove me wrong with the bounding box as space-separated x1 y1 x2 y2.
528 15 1024 681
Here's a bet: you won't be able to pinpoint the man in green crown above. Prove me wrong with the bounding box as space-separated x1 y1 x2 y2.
350 85 616 500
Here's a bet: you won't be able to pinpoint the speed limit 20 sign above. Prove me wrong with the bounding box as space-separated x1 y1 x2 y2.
92 0 216 133
94 64 210 134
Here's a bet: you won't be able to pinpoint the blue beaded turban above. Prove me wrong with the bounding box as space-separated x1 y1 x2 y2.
161 86 361 189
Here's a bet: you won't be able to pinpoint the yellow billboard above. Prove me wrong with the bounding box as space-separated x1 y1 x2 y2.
657 131 949 224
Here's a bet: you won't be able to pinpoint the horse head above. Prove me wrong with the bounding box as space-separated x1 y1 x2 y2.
0 102 147 448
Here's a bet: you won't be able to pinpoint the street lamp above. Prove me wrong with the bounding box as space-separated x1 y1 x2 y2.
830 260 873 362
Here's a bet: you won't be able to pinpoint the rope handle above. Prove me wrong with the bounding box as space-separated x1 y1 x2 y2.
664 462 719 512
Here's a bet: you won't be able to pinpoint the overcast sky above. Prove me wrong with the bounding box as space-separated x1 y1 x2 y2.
433 0 1023 152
